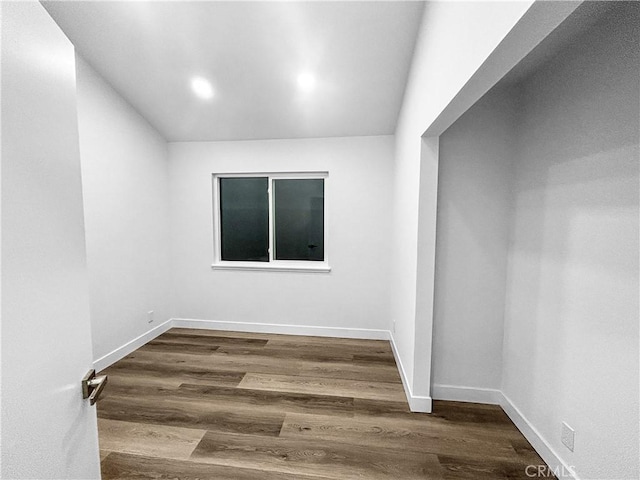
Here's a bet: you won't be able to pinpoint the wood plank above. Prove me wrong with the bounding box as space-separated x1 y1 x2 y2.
353 397 415 418
98 372 183 391
263 339 393 358
100 382 355 418
177 383 355 417
239 372 406 402
352 353 398 366
510 437 554 466
354 399 522 437
142 340 221 355
97 418 205 460
190 430 444 480
300 360 401 384
101 452 335 480
120 348 401 383
120 349 304 377
221 341 397 364
96 328 552 480
97 396 285 437
437 455 554 480
217 344 354 363
168 328 286 341
169 328 393 351
279 412 520 461
266 335 394 350
156 331 269 347
103 359 246 387
430 400 516 428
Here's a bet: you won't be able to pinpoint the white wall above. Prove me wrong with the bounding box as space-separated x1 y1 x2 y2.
75 57 172 363
1 2 100 477
431 84 518 397
392 0 583 412
391 0 535 405
168 136 393 334
503 4 639 479
0 4 4 474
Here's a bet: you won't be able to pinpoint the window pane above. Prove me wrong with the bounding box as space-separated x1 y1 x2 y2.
274 179 324 261
219 177 269 261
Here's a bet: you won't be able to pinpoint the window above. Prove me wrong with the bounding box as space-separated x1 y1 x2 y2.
212 172 329 272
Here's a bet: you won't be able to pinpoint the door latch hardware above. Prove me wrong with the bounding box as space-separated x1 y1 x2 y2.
82 369 108 405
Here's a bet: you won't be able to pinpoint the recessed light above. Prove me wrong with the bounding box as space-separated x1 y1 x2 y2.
297 72 316 93
190 76 214 100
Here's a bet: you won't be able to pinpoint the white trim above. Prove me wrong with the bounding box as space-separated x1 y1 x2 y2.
212 171 328 178
211 172 329 272
389 332 413 405
499 392 579 480
211 262 330 273
432 384 502 405
92 319 172 372
171 318 389 340
407 394 433 414
268 177 274 263
389 332 432 413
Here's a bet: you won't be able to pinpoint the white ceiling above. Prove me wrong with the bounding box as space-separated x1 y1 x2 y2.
43 1 425 142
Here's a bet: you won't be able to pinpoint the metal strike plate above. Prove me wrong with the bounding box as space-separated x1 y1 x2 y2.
82 369 108 405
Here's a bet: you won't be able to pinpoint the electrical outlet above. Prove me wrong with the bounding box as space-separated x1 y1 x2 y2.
561 422 575 452
147 310 154 324
392 319 396 334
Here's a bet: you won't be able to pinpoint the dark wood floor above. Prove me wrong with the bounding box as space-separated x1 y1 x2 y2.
97 328 553 479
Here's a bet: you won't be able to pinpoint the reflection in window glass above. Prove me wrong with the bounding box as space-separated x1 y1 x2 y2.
273 179 324 261
219 177 269 261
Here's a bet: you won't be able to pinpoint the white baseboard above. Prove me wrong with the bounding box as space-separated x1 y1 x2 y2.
432 383 502 405
93 319 172 372
499 392 579 480
171 318 390 340
389 332 432 413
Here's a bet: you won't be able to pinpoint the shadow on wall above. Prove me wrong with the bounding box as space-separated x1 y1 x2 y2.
504 3 639 478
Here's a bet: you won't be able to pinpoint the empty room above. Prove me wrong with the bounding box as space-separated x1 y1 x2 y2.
1 1 638 479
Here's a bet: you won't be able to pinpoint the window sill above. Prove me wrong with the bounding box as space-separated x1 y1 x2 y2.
211 262 331 273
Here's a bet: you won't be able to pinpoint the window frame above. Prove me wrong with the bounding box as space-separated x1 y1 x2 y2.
211 172 330 273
